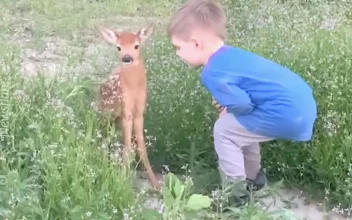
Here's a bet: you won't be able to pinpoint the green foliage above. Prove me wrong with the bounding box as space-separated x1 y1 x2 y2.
143 173 212 220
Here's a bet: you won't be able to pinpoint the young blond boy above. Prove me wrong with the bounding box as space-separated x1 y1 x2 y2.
167 0 317 206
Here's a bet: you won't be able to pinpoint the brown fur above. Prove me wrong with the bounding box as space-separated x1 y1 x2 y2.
98 25 161 190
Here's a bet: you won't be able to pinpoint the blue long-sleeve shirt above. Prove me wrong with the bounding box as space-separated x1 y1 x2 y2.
201 45 317 141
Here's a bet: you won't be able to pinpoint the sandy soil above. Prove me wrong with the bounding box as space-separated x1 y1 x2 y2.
135 171 348 220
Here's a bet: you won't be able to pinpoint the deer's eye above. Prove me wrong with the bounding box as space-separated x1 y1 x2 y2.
116 46 121 51
134 45 139 50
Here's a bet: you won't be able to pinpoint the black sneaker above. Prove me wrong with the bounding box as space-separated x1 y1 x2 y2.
212 169 268 212
222 169 268 211
227 193 250 207
246 168 268 192
213 182 251 212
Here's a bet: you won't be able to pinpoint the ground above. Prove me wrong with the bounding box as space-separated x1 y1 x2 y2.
1 0 352 219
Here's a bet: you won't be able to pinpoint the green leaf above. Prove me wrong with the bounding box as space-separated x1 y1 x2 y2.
142 209 162 220
163 187 175 208
184 210 203 219
186 194 212 211
173 178 184 201
175 184 185 201
166 173 178 189
165 172 185 200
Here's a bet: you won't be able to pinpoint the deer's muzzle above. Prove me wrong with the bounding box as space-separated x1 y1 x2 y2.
122 55 134 63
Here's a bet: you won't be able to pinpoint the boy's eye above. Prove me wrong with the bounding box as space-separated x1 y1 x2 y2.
134 45 139 50
117 46 121 51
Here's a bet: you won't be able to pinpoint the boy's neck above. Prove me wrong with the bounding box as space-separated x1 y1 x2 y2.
202 39 225 65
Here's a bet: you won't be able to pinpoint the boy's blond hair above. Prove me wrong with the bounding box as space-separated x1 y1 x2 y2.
167 0 227 41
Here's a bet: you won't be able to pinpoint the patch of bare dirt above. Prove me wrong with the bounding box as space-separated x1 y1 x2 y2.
20 37 68 77
8 15 165 79
261 188 347 220
135 171 348 220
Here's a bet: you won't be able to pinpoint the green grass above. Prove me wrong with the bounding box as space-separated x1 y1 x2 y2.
1 0 352 219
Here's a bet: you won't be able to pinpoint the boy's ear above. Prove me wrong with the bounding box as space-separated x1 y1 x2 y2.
191 38 203 49
99 27 119 44
137 25 154 43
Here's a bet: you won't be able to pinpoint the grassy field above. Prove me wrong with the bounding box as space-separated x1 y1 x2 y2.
1 0 352 219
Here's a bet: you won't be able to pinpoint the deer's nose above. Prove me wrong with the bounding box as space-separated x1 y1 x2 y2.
122 55 133 63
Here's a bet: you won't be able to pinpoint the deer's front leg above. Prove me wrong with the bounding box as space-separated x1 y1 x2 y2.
133 106 161 190
121 103 134 168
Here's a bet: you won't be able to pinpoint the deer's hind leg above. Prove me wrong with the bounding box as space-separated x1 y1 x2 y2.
133 100 161 190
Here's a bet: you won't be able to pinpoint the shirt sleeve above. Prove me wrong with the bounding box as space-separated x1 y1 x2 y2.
202 69 254 115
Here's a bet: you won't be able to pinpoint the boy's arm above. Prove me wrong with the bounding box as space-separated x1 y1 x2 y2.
202 70 254 115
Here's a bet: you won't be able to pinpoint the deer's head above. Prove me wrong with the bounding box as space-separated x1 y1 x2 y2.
100 25 154 65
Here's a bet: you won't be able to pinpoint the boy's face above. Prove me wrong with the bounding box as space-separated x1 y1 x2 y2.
171 35 205 68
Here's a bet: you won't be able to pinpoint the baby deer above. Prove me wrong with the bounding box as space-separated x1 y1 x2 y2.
98 25 161 190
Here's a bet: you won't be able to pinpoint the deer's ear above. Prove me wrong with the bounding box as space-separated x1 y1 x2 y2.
99 27 119 44
137 25 154 43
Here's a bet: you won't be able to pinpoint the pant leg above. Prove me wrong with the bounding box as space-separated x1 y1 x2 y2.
243 143 261 180
213 113 273 182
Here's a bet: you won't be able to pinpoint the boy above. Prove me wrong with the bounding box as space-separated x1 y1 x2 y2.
167 0 317 207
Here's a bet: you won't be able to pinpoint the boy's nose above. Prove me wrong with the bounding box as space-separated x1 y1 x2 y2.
122 55 133 63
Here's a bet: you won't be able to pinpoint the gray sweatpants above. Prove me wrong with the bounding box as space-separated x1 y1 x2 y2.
213 113 273 182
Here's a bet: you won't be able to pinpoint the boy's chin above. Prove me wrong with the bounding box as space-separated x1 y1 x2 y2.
187 63 202 69
181 59 203 69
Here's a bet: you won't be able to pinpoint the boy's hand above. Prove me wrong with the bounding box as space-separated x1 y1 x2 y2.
212 97 227 117
212 97 223 111
219 107 227 117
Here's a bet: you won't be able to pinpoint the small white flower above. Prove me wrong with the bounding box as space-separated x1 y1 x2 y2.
86 211 92 217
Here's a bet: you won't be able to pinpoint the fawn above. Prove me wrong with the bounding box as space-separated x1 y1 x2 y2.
98 25 161 190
